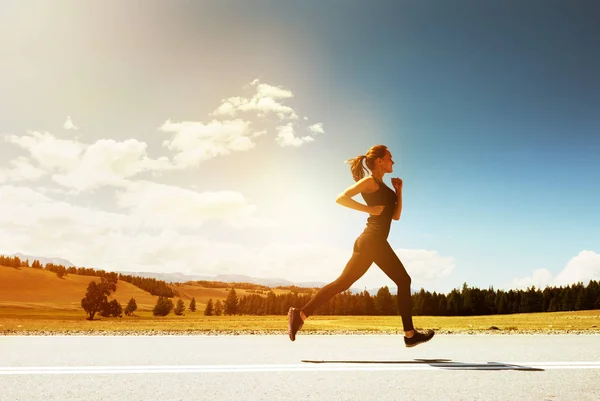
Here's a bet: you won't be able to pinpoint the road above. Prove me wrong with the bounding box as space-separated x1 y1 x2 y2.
1 334 599 400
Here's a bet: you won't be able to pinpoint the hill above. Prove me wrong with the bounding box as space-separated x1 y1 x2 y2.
0 265 159 310
0 265 291 312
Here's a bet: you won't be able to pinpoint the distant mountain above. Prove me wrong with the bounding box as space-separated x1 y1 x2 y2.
113 271 413 294
114 271 324 288
9 253 75 268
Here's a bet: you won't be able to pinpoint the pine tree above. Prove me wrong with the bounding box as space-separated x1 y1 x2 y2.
124 297 138 316
189 297 196 312
174 299 185 316
374 286 394 315
224 288 238 315
215 300 223 316
153 297 174 316
204 299 214 316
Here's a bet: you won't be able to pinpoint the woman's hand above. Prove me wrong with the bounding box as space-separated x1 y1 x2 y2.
368 205 385 215
391 177 403 194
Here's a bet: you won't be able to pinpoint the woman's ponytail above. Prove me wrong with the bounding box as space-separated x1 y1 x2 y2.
345 155 368 182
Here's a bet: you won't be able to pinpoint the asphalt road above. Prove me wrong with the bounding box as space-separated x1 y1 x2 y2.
1 334 599 400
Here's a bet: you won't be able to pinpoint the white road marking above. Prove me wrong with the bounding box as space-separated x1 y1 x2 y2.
1 362 599 375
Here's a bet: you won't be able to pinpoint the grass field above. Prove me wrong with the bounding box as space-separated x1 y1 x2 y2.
2 264 599 335
1 307 599 334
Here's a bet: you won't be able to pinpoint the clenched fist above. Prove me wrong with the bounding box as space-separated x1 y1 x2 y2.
391 177 403 193
368 205 385 215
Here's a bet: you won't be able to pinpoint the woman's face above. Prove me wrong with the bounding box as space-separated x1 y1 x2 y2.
379 151 394 173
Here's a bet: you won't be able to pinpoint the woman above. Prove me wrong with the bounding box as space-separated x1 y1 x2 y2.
287 144 435 347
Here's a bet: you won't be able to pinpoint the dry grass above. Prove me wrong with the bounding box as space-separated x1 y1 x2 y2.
0 265 265 312
1 307 599 334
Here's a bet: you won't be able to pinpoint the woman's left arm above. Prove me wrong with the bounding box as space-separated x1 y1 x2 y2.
392 178 403 221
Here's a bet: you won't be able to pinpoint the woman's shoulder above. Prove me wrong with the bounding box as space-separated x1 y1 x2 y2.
359 176 380 195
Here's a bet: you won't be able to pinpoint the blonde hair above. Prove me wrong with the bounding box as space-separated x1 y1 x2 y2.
345 145 388 182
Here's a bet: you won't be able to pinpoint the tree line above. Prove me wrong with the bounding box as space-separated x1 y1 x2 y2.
2 255 177 297
214 280 600 316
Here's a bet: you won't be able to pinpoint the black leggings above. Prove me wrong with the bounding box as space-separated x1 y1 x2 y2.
302 232 414 331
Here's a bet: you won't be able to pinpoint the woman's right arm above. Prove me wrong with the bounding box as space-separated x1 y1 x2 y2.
335 177 382 215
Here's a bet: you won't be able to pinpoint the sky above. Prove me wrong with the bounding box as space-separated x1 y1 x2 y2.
1 0 599 294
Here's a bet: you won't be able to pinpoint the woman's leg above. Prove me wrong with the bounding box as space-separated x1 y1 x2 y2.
372 241 435 347
288 235 375 341
302 249 373 317
372 241 414 332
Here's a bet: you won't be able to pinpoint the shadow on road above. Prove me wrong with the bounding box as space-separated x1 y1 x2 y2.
300 358 544 371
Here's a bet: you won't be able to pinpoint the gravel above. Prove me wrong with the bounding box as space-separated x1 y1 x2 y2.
2 329 600 336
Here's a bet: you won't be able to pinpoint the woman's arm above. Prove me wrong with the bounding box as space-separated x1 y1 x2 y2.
391 178 403 220
335 177 382 215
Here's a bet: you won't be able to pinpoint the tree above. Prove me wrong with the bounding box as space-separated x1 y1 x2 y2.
100 299 123 317
153 297 174 316
204 299 214 316
174 299 186 316
81 277 118 320
374 286 394 315
189 297 196 312
56 265 67 279
225 288 238 315
461 283 473 315
124 297 138 316
215 300 223 316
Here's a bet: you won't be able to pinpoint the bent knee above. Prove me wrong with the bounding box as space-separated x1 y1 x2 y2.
394 273 411 288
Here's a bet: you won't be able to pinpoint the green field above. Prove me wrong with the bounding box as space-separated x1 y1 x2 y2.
1 307 599 335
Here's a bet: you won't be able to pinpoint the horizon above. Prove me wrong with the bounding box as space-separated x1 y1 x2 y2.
4 252 599 296
1 1 599 295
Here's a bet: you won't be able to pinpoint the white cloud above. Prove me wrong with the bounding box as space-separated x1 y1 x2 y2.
308 123 325 134
115 181 277 230
160 119 255 168
52 139 172 191
63 116 78 130
0 186 337 280
554 250 600 285
212 79 298 120
275 123 315 147
159 80 322 161
0 185 129 232
4 132 172 191
511 268 554 289
395 248 455 285
255 82 294 100
6 131 84 172
0 157 46 183
0 185 274 274
511 250 600 289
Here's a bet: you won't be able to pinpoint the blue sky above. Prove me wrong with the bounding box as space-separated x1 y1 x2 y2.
0 1 598 293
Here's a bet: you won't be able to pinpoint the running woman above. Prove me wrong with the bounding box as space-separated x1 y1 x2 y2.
287 144 435 347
